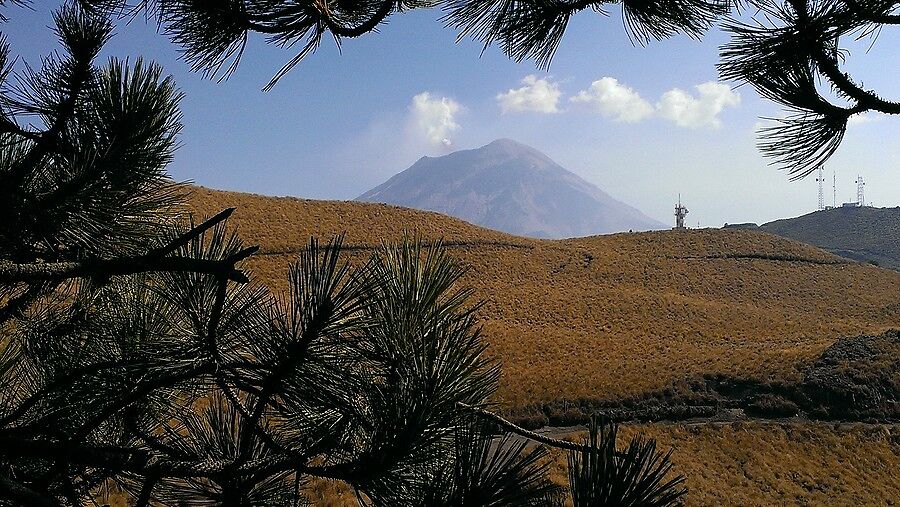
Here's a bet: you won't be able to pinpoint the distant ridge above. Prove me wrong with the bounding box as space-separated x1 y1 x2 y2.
759 206 900 271
357 139 665 239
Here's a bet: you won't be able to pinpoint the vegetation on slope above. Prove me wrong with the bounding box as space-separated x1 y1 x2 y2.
513 330 900 428
253 422 900 506
189 187 900 410
187 186 900 504
760 206 900 271
573 421 900 506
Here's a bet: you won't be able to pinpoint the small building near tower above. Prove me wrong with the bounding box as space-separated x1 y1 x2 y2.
723 222 758 229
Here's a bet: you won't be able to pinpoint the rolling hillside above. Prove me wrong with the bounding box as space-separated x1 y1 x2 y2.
190 186 899 407
357 139 665 238
760 206 900 271
188 186 900 505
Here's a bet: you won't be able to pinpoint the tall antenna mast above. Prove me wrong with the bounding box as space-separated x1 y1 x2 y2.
832 171 837 208
816 166 825 211
856 175 865 206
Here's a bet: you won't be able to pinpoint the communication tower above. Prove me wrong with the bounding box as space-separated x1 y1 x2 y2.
674 195 689 229
816 166 825 211
856 176 866 206
832 172 837 208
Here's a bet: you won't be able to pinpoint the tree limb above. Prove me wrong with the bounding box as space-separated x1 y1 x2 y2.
0 248 257 284
812 50 900 114
149 207 235 258
457 401 593 452
0 474 59 507
0 281 53 326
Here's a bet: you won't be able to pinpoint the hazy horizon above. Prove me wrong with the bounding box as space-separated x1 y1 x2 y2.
5 3 900 227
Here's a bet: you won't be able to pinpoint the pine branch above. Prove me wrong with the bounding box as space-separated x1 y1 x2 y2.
150 207 235 258
0 251 256 284
0 208 255 285
0 474 59 507
124 410 193 460
1 6 111 185
0 433 306 479
0 116 40 141
812 49 900 114
135 477 158 507
235 296 322 460
0 358 153 427
245 0 397 38
0 282 53 326
841 0 900 24
458 401 593 452
65 362 216 443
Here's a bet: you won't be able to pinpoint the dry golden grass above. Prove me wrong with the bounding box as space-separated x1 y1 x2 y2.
290 422 900 506
184 186 900 505
550 422 900 506
188 186 900 409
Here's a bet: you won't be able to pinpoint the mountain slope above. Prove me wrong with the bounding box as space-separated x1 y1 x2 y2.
760 206 900 271
357 139 665 238
190 186 899 407
188 187 900 505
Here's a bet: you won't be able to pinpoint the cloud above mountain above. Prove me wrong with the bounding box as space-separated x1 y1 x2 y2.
406 78 739 156
570 77 655 123
496 75 562 113
496 76 741 128
410 92 461 147
657 82 741 129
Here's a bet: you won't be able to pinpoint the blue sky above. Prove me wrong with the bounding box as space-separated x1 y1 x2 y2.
3 4 899 227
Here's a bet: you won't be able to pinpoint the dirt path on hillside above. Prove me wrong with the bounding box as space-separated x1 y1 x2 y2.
508 408 900 447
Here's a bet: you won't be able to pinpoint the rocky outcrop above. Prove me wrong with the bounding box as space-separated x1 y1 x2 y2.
804 331 900 419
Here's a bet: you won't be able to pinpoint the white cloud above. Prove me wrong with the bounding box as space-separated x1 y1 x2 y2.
657 82 740 129
410 92 461 147
496 75 562 114
570 77 654 123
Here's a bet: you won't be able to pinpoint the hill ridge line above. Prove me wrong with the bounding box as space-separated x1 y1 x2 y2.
250 239 538 257
674 253 854 266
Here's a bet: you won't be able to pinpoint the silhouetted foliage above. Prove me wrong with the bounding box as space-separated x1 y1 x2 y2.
0 3 687 506
419 421 565 505
568 417 686 507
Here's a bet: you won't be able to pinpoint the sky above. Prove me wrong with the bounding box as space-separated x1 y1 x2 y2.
3 3 900 227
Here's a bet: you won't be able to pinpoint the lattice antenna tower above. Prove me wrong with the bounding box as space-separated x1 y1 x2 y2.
856 176 865 206
816 166 825 210
674 194 689 229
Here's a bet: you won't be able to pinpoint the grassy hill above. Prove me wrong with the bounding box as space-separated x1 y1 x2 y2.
190 186 899 408
760 206 900 271
187 186 900 505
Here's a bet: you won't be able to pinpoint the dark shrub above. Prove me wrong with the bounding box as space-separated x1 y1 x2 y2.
746 394 800 417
